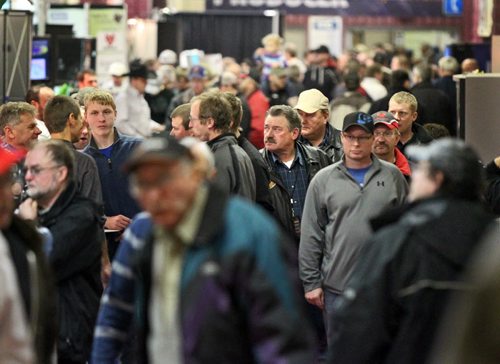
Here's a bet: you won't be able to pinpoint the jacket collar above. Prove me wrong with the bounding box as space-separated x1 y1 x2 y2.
88 128 121 151
38 180 78 225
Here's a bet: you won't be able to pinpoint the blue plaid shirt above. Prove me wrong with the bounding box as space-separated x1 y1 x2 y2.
271 148 309 219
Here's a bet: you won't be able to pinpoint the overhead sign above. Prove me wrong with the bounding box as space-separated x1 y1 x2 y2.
308 16 343 58
443 0 463 16
207 0 448 17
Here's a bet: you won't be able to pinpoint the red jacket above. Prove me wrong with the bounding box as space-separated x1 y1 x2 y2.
246 89 269 149
394 147 411 177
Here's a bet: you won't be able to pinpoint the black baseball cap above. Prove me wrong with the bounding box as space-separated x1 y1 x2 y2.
342 112 374 134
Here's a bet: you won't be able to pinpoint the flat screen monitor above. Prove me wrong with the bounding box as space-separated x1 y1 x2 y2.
31 38 50 81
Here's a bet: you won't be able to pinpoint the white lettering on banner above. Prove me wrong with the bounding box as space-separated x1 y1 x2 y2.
220 0 349 8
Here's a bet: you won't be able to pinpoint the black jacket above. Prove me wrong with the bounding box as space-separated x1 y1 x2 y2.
411 81 453 133
398 122 433 158
300 123 343 163
261 141 331 240
207 133 256 200
485 159 500 215
237 136 273 213
3 216 57 364
38 180 104 363
329 197 494 364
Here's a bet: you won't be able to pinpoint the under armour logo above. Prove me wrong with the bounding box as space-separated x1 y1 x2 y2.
377 181 385 187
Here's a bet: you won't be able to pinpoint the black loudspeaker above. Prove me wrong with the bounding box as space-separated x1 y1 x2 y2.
0 10 32 103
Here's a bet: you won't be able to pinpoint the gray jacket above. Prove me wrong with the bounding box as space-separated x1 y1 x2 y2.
207 133 256 201
299 156 408 294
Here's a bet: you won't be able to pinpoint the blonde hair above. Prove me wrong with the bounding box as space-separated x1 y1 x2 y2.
84 89 116 112
389 91 418 112
262 33 283 48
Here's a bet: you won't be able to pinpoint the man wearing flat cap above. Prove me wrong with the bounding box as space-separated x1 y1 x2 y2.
295 88 343 162
120 136 316 363
299 111 408 343
371 110 411 180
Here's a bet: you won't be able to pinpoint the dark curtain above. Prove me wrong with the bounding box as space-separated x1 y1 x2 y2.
175 12 280 62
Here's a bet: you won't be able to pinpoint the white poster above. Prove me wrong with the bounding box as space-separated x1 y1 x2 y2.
96 31 127 84
308 16 343 58
47 7 89 38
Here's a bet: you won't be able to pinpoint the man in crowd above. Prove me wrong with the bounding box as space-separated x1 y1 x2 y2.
371 111 411 180
0 102 42 205
0 147 55 364
25 84 54 140
0 102 41 153
18 140 103 363
261 104 331 239
43 95 103 204
76 69 98 90
388 91 433 156
91 139 216 363
169 103 192 140
115 61 164 138
83 89 142 259
299 112 408 341
329 138 494 363
124 136 316 362
189 91 256 200
295 88 343 162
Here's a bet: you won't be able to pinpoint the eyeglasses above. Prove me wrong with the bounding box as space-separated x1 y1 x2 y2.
374 130 397 138
23 165 62 176
342 133 373 143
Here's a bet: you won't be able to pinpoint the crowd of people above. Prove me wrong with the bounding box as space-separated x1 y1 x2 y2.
0 34 499 364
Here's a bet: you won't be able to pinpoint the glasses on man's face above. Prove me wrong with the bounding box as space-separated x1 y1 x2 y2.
342 133 373 143
374 130 396 138
23 165 62 176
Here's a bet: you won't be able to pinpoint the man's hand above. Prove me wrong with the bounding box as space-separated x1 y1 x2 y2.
104 215 131 231
305 288 324 310
18 198 38 221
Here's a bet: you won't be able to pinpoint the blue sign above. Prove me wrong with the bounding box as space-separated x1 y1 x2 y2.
443 0 463 16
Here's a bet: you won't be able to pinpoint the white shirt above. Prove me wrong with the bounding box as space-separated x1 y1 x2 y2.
360 77 388 102
115 86 162 138
36 119 51 141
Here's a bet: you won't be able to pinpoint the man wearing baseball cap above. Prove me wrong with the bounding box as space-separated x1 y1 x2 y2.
295 88 343 162
299 111 408 343
372 111 411 180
